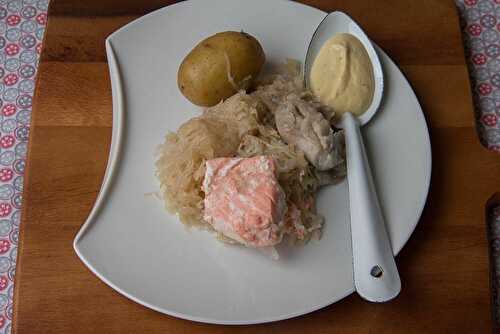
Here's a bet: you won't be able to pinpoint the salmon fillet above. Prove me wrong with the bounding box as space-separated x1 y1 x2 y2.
203 156 287 247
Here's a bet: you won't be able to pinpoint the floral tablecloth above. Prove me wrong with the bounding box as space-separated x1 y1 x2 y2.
0 0 47 333
457 0 500 151
488 202 500 329
0 0 493 333
456 0 500 327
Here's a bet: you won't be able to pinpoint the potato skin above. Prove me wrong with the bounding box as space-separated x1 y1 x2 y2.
178 31 265 107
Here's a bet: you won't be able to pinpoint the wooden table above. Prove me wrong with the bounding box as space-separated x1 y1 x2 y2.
13 0 500 332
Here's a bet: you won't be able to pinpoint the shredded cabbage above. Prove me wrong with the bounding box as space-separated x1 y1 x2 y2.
156 63 345 243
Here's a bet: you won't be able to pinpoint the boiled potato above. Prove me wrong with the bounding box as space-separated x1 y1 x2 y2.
178 31 265 107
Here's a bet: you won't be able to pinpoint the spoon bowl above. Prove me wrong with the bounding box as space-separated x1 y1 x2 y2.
305 11 384 127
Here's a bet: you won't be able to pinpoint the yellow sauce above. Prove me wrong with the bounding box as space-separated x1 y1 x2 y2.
310 33 374 117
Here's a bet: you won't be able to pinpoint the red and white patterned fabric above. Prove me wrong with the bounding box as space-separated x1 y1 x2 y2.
488 203 500 328
0 0 48 332
457 0 500 152
457 1 500 325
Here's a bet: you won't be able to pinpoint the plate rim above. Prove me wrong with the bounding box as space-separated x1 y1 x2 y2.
73 0 432 325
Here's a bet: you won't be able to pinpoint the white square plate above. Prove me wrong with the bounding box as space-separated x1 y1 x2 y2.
74 0 431 324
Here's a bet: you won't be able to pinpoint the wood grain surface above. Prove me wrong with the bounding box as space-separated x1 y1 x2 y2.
13 0 500 333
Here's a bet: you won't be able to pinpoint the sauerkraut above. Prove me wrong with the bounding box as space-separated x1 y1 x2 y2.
156 63 345 243
155 117 241 227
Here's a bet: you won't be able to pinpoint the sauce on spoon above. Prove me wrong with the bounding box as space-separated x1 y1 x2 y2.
309 33 374 117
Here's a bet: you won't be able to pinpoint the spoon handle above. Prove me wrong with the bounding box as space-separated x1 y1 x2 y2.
342 112 401 302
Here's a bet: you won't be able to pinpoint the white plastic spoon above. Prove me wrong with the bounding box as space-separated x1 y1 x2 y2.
305 11 401 302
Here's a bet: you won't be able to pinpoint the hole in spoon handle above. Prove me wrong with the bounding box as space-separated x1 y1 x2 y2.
370 265 383 278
